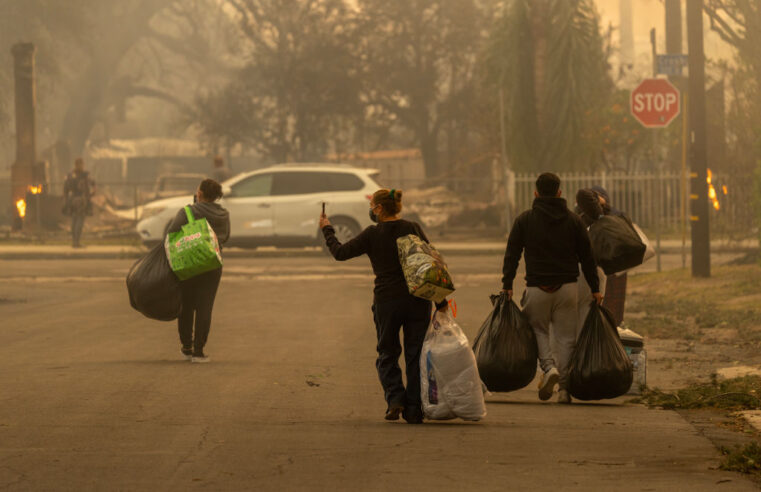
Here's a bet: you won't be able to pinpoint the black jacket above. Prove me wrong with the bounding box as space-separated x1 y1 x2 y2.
323 219 446 307
167 202 231 245
502 197 599 292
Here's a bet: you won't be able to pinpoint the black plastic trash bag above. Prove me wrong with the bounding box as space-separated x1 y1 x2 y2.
126 244 181 321
588 215 646 275
568 303 633 400
472 293 538 392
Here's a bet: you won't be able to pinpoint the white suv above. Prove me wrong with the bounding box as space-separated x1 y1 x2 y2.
137 164 381 248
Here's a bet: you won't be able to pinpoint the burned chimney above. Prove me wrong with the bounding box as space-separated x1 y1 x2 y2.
10 42 38 230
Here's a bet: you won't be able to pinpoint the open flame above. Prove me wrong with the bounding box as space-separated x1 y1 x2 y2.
16 199 26 218
15 185 43 219
706 169 720 211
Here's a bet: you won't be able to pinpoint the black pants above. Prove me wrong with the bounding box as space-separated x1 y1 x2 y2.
372 295 432 410
178 268 222 355
71 213 85 246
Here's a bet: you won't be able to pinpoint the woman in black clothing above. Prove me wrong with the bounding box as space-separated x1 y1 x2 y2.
166 179 230 363
320 188 448 424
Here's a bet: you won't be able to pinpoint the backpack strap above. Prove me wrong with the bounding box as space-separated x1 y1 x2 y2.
184 206 195 224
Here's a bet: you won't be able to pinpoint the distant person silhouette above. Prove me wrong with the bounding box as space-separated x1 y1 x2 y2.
212 156 233 183
62 158 95 248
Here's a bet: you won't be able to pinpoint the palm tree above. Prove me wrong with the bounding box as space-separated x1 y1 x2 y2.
483 0 613 172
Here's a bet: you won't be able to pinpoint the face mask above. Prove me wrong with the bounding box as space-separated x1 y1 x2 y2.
369 207 378 223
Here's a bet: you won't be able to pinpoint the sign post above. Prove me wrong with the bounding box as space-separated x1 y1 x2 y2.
631 77 681 272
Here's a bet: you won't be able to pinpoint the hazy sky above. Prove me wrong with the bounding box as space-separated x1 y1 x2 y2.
595 0 734 64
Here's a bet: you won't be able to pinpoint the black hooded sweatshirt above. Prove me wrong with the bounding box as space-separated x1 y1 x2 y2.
167 201 231 246
502 196 599 292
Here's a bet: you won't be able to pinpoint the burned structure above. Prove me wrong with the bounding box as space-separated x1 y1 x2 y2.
10 42 49 230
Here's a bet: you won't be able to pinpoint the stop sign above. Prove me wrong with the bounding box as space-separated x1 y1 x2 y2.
630 78 681 128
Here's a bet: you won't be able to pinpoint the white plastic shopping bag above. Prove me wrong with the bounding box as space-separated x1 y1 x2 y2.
632 223 656 263
420 310 486 421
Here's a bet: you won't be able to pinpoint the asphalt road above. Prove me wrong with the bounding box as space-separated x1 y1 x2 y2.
0 255 755 491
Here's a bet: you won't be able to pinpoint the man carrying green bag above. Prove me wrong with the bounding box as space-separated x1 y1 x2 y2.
165 179 230 363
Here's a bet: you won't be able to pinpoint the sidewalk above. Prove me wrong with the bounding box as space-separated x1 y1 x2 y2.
0 238 756 260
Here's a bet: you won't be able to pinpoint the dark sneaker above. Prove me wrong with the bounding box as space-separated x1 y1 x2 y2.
181 347 193 361
402 406 424 424
385 403 404 421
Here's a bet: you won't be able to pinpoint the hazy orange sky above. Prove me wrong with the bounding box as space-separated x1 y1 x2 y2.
595 0 734 65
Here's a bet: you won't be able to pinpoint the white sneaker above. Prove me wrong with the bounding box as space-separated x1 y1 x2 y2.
557 389 572 404
538 367 559 401
191 355 211 364
181 348 193 361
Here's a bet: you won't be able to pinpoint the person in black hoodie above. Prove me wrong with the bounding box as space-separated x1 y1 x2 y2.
501 173 601 404
166 179 230 363
320 188 448 424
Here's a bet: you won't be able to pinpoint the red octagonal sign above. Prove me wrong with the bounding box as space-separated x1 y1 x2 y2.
630 78 681 128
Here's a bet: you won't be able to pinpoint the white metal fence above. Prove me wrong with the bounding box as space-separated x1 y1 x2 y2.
387 168 753 236
514 170 752 235
515 172 687 230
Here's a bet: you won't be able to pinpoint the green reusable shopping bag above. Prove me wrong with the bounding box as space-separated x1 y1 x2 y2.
165 206 223 281
397 234 455 303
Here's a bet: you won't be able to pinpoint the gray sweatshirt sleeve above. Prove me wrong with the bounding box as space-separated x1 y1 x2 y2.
166 208 188 236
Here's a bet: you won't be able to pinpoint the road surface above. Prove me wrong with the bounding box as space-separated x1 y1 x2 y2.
0 255 755 490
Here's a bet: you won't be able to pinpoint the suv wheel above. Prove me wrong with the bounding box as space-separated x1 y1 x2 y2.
329 217 361 244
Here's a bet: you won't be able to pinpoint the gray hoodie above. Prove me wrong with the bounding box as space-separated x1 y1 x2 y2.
167 201 230 245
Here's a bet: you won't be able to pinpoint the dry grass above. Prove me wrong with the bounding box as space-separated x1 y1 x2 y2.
626 265 761 341
632 375 761 411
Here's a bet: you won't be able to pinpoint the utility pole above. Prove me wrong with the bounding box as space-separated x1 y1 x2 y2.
665 0 683 56
686 0 711 277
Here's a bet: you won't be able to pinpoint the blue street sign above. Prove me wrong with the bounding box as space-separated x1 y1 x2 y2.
657 54 689 76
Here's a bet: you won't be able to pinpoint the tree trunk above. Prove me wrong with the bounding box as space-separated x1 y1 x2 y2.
420 130 439 179
530 0 549 136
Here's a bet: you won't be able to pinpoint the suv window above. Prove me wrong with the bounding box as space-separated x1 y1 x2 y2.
327 172 365 191
271 171 364 196
231 173 273 197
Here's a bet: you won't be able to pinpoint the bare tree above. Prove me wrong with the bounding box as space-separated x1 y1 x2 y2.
190 0 363 162
357 0 487 178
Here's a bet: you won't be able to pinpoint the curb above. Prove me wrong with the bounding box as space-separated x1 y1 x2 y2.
0 245 755 261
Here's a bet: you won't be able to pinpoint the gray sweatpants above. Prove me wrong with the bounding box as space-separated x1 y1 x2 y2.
521 283 578 390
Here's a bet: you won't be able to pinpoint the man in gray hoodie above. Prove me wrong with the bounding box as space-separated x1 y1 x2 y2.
166 179 230 363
